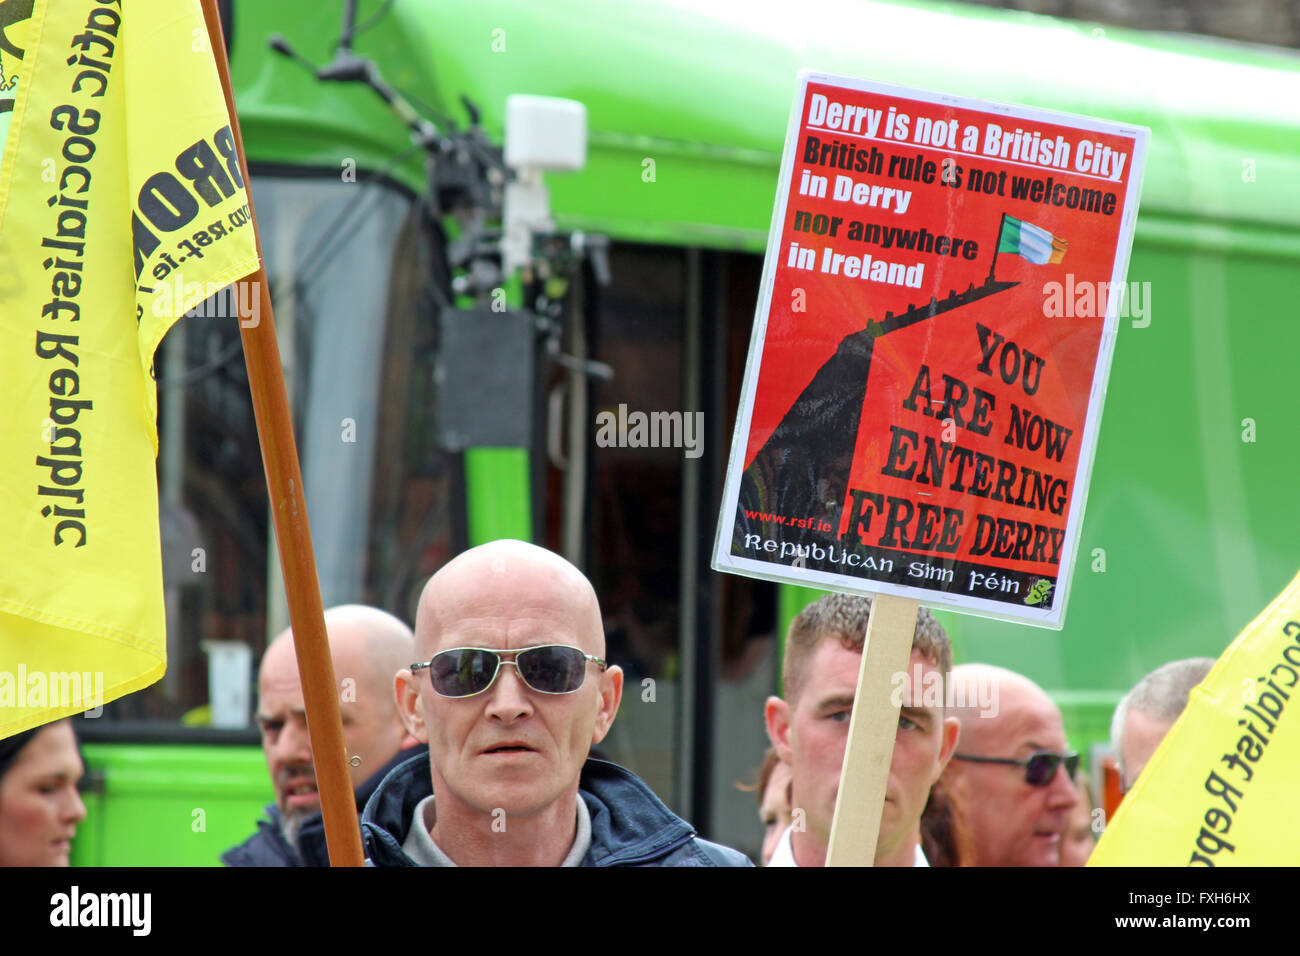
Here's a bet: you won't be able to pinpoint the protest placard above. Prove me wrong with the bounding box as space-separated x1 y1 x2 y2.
714 72 1148 629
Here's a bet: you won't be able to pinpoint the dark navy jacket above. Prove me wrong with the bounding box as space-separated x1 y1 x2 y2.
361 753 752 867
221 744 429 867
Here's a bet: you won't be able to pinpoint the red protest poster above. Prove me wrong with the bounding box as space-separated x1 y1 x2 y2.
713 72 1148 627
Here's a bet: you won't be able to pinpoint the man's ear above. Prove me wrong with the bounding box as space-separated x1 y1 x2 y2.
395 669 428 744
591 665 624 745
933 714 960 782
765 695 793 765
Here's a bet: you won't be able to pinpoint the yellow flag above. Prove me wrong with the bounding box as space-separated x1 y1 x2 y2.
0 0 259 735
1090 569 1300 865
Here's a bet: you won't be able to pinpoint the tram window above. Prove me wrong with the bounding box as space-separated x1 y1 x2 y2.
581 243 687 802
363 208 457 624
101 173 446 729
555 243 780 842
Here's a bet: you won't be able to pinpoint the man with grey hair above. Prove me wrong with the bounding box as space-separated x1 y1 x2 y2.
223 604 424 866
1110 657 1215 793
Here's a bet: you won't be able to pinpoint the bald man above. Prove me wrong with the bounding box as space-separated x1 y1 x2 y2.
223 605 424 867
360 539 749 866
941 664 1078 866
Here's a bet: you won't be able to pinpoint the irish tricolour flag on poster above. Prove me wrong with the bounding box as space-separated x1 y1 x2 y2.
997 215 1067 264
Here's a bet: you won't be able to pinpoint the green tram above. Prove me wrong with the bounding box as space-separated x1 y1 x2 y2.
72 0 1300 864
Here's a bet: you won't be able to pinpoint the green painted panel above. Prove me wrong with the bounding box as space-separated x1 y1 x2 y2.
775 584 827 694
231 0 1300 244
72 744 272 867
465 447 533 544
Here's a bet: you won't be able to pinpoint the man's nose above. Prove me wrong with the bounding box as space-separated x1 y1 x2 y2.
484 664 533 722
1046 764 1079 808
276 720 313 763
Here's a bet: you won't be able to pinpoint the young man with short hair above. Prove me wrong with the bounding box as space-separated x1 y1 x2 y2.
764 594 959 866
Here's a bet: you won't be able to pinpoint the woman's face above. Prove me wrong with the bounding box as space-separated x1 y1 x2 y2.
0 723 86 866
759 758 794 866
1059 781 1096 867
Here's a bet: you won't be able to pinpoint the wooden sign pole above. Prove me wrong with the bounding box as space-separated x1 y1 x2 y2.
825 593 918 867
200 0 364 866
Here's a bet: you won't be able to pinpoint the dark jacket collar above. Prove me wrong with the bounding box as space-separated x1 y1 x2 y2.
360 751 433 866
579 759 694 865
355 743 429 809
219 804 304 867
360 752 695 866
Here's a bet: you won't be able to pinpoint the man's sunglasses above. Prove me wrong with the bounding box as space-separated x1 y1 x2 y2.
951 750 1079 786
411 645 607 699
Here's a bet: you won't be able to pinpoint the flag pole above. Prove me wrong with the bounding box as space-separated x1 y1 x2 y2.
199 0 365 867
987 212 1007 284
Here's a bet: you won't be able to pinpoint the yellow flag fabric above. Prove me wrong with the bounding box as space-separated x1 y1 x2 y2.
1090 569 1300 866
0 0 259 735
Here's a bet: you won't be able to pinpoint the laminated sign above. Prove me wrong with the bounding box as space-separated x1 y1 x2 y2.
714 72 1148 627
